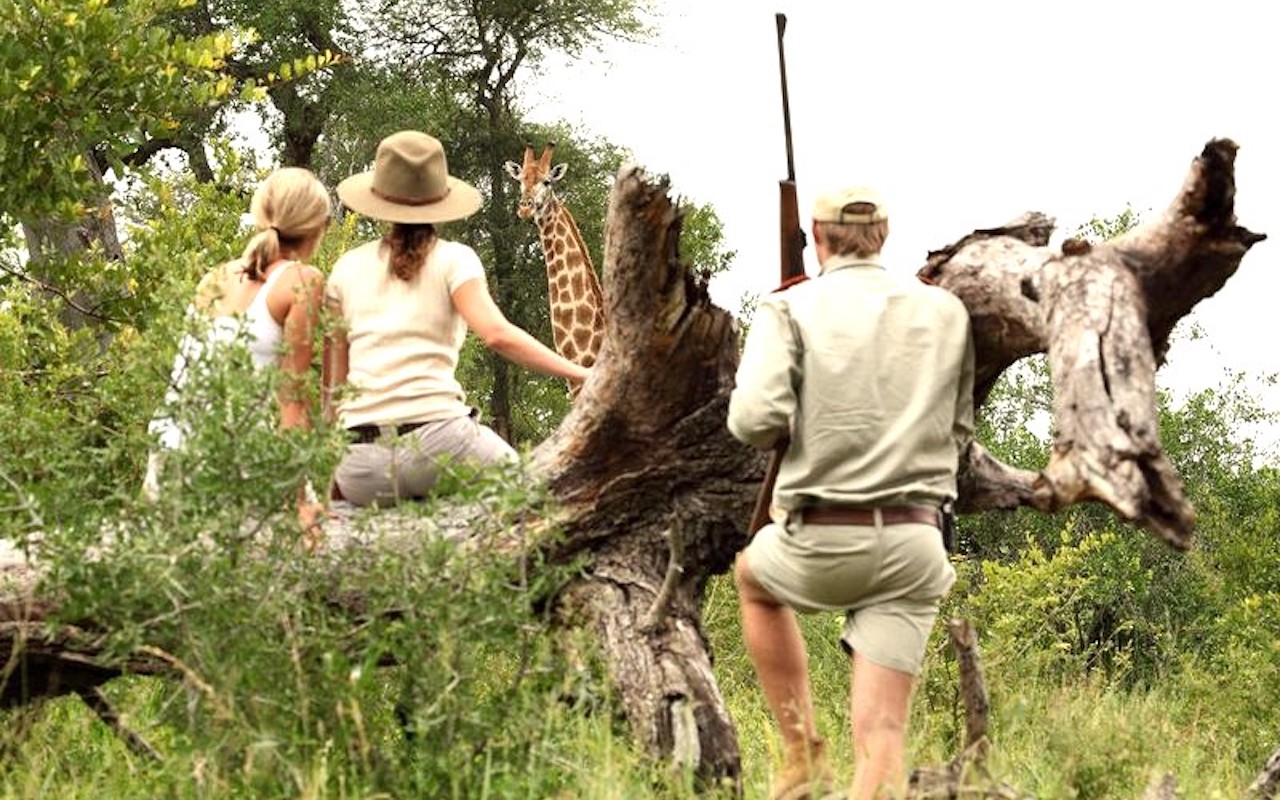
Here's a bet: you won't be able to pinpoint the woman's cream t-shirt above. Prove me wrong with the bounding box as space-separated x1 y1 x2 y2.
326 238 485 429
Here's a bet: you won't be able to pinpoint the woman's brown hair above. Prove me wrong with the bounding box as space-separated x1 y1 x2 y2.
383 223 436 281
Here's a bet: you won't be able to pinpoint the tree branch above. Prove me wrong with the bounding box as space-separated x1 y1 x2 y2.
0 264 124 325
922 139 1265 548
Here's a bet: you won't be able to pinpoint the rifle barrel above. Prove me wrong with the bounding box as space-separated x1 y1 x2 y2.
775 13 795 182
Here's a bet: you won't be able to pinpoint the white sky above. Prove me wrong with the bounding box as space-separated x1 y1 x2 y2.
525 0 1278 433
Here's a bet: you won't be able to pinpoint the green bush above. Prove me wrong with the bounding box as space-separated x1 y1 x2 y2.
0 155 615 797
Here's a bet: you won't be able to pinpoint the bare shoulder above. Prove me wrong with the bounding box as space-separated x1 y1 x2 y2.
287 262 326 288
273 263 326 313
193 261 238 313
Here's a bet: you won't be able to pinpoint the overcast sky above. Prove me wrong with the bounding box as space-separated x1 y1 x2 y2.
524 0 1277 429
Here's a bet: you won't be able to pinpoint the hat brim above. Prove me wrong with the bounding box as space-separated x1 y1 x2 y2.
336 171 483 224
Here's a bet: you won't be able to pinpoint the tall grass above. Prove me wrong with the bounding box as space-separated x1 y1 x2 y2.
4 559 1272 800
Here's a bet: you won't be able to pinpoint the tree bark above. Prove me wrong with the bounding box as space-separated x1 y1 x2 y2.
523 167 754 786
947 619 990 763
270 82 327 169
18 150 126 332
0 141 1267 784
19 150 123 270
923 139 1265 548
1251 747 1280 800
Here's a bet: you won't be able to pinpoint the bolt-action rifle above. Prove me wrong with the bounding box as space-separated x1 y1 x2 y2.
747 12 808 535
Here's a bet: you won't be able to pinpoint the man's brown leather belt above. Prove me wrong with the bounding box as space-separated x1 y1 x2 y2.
798 505 941 528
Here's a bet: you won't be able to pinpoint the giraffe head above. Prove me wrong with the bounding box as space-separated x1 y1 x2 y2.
503 143 567 224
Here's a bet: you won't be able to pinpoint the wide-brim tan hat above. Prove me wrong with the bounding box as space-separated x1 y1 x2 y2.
337 130 483 224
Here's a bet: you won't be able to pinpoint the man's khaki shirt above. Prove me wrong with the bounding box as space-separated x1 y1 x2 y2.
728 254 975 512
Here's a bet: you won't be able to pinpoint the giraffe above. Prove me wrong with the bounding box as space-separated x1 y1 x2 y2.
503 143 605 383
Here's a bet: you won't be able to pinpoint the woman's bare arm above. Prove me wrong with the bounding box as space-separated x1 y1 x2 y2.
453 278 589 383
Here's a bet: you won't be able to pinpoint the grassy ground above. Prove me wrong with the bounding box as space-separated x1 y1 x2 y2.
0 572 1267 799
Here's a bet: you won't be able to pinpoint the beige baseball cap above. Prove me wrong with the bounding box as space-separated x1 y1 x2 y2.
812 186 888 224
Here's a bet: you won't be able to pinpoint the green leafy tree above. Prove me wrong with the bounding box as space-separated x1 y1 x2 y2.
0 0 329 331
0 0 241 225
681 199 738 280
162 0 352 169
0 0 242 342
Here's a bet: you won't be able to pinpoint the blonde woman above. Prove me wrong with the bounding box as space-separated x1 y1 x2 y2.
324 130 588 507
145 167 330 537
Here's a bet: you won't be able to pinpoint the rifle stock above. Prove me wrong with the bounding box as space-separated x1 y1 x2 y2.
778 179 805 282
748 438 789 534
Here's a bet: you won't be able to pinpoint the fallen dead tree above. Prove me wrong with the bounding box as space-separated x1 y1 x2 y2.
0 140 1268 789
921 139 1264 548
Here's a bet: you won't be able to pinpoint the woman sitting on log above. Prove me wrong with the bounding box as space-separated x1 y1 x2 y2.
323 130 589 508
143 166 331 539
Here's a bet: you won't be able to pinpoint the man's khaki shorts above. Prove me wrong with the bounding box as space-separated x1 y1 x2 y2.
742 513 956 676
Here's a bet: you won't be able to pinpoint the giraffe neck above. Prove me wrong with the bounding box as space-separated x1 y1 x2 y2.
535 199 605 368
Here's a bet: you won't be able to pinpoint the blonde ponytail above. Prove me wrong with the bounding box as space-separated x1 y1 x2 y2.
241 227 283 281
242 168 331 280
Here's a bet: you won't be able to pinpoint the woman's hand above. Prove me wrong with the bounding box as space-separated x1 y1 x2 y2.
297 485 327 551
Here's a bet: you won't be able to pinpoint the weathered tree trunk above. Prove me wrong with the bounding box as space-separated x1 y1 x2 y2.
19 150 123 270
17 150 126 331
0 141 1267 786
270 82 327 169
526 140 1264 777
525 168 757 785
923 139 1265 548
907 620 1029 800
948 619 990 762
1251 747 1280 800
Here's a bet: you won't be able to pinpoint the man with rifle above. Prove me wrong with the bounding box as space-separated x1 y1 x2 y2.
728 184 974 799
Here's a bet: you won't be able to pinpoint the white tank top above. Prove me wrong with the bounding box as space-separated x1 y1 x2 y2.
223 261 288 367
149 263 291 450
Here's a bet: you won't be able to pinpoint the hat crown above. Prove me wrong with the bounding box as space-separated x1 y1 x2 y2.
372 131 450 204
813 186 888 224
336 129 482 224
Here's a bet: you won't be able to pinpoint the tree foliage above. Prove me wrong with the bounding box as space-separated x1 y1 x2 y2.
0 0 243 221
187 0 351 166
364 0 652 85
